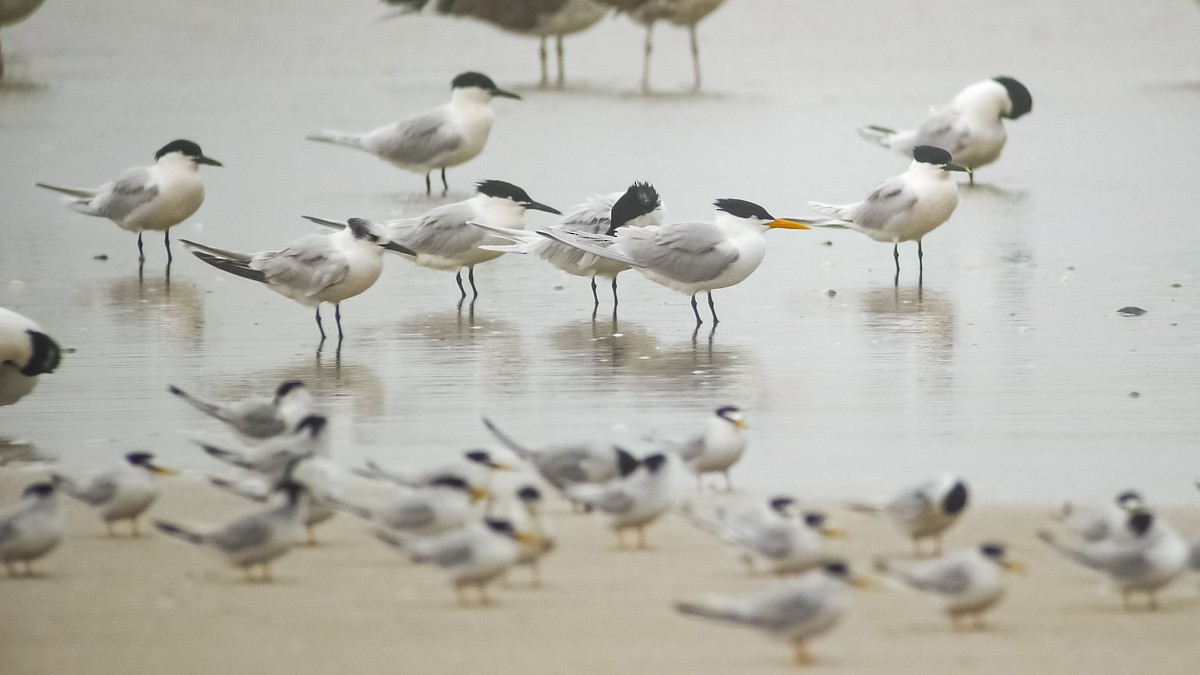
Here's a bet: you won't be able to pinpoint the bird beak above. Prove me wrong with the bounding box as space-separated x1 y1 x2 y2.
850 574 877 590
196 156 223 167
821 527 847 540
515 531 543 546
469 486 493 502
1002 559 1027 575
945 162 971 174
767 218 811 230
151 464 178 476
492 88 522 101
526 201 563 216
487 461 514 471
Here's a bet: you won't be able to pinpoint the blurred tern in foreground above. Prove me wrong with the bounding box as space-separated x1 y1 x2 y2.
385 517 541 606
540 199 809 325
658 405 747 491
305 180 559 299
593 0 728 92
52 452 176 537
675 560 870 666
306 72 520 195
859 76 1032 184
1054 490 1144 543
0 0 46 79
155 481 310 582
183 218 395 344
683 496 844 576
0 482 62 577
385 1 605 88
506 485 556 587
795 146 967 285
0 307 61 407
209 455 344 546
477 181 663 309
168 380 312 446
848 473 969 557
332 474 491 542
482 416 635 509
352 449 512 490
876 543 1023 630
1038 506 1189 610
198 415 330 482
36 140 222 262
567 452 674 549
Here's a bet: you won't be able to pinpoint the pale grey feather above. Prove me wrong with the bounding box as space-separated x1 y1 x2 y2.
362 108 465 166
841 177 919 232
209 517 272 554
912 107 972 156
387 201 482 258
251 234 349 296
378 502 437 531
77 167 159 222
621 221 738 283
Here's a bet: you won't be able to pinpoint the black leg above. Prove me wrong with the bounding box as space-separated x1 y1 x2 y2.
556 35 565 88
455 270 467 299
137 233 145 261
591 275 599 308
611 276 619 308
707 291 719 324
893 244 900 286
690 293 703 326
468 266 478 298
969 171 975 186
164 231 173 262
424 172 432 196
335 303 344 343
539 37 549 88
440 168 448 195
918 240 925 287
315 307 326 341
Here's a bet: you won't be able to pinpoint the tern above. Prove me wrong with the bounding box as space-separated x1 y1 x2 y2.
168 380 312 446
0 0 46 79
476 181 664 309
1038 506 1189 611
36 140 222 262
507 485 556 587
848 473 969 557
331 474 491 542
386 1 606 88
859 76 1033 183
306 72 520 195
198 415 330 482
659 404 747 491
0 307 61 408
876 543 1024 630
1054 490 1144 544
155 481 310 583
683 497 845 576
52 452 176 537
0 482 62 577
794 145 968 284
675 560 870 666
566 452 674 549
304 180 560 299
182 218 395 344
540 198 809 325
208 455 343 546
593 0 728 92
352 449 512 490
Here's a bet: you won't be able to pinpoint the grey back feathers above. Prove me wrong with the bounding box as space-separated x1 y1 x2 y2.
992 76 1032 119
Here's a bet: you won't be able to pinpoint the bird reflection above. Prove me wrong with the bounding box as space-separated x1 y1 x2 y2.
859 286 956 379
105 273 205 350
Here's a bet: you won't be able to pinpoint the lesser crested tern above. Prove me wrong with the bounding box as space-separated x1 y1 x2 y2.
168 380 312 447
566 451 674 549
683 496 844 576
876 542 1024 630
848 473 969 557
0 482 62 577
52 452 176 537
660 404 748 491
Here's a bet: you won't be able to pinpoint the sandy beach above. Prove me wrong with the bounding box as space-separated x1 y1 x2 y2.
2 472 1198 675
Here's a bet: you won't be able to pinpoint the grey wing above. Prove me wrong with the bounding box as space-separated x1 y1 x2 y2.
894 559 972 594
673 432 706 463
1105 548 1154 581
87 167 159 221
228 401 287 439
392 202 482 258
428 539 475 568
0 512 17 546
72 475 119 506
211 516 272 554
913 107 971 156
846 176 918 232
253 234 348 295
537 449 593 487
624 222 738 284
596 484 636 515
380 501 437 530
752 590 824 631
364 108 464 166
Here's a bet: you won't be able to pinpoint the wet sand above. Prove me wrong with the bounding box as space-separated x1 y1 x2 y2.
2 472 1198 675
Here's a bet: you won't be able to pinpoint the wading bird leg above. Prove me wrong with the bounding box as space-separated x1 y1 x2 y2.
424 172 432 196
556 35 566 88
539 37 549 88
468 266 479 298
591 275 599 307
689 25 701 92
314 308 326 341
707 291 719 324
440 168 448 195
164 231 173 262
137 233 145 261
690 293 703 326
611 277 619 307
641 23 654 94
455 270 467 299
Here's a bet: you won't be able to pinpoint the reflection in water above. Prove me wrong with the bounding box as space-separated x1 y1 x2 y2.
550 317 753 392
394 304 529 400
859 286 957 392
105 273 206 351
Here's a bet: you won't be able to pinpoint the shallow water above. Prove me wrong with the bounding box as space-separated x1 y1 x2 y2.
1 0 1198 503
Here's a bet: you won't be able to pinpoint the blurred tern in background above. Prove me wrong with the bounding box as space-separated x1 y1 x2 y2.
53 452 176 537
155 481 310 583
306 72 520 195
794 146 968 285
36 140 221 263
305 180 559 299
859 76 1032 184
0 307 61 408
332 475 491 542
1054 490 1144 544
352 449 512 490
168 381 312 446
385 1 605 88
477 181 663 310
198 415 330 482
683 496 845 576
540 199 809 325
0 482 62 577
593 0 728 92
675 560 870 666
876 543 1024 630
182 218 395 345
848 473 969 557
656 404 747 491
567 452 674 549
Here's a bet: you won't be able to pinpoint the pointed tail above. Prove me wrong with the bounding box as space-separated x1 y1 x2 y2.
306 130 366 150
480 417 534 460
537 229 639 267
155 520 207 545
35 182 97 200
857 124 897 148
674 598 755 628
168 385 226 421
